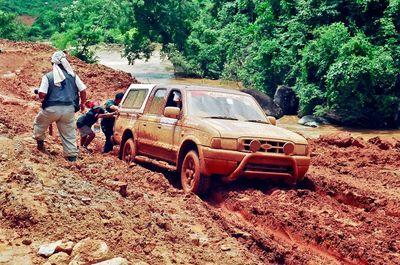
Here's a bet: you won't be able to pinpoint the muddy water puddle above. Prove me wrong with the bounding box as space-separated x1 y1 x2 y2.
278 116 400 140
96 47 243 89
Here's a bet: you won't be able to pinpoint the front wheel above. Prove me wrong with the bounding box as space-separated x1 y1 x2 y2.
122 138 136 163
181 151 209 194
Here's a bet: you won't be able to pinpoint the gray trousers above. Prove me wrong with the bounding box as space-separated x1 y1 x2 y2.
33 105 78 157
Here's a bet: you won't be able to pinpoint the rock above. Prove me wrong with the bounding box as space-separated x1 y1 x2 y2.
241 89 283 119
93 257 130 265
56 241 74 255
368 137 393 150
231 229 252 239
22 239 32 245
0 72 17 79
220 244 231 251
81 197 92 204
44 252 70 265
273 85 299 115
368 136 381 145
298 115 317 127
351 139 365 148
38 240 63 257
298 115 328 128
378 141 392 150
69 238 110 265
189 234 208 246
103 180 128 197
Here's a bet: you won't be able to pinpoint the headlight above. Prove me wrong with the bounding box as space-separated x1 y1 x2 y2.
293 145 308 155
211 138 238 150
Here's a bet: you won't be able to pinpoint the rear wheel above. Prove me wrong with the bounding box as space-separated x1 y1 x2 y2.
122 138 136 163
181 151 209 194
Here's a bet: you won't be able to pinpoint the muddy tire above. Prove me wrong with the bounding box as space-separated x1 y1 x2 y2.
181 151 208 194
122 138 136 163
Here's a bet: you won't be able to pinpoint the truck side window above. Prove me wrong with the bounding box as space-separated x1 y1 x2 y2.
166 91 182 110
121 89 149 109
148 89 167 115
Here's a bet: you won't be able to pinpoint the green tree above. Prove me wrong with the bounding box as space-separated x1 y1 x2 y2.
51 0 128 63
324 34 397 125
0 10 27 40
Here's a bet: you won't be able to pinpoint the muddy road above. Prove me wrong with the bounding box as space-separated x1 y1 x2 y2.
1 40 399 264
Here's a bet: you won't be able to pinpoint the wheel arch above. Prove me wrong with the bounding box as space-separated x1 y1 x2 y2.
118 129 134 159
177 138 202 172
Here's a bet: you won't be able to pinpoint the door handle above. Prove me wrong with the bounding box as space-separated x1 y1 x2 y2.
143 123 147 127
157 125 162 129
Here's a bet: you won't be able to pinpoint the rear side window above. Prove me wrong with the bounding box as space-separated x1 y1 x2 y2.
121 89 149 109
148 89 167 115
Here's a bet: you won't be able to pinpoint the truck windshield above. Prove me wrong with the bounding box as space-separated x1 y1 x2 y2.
187 91 268 122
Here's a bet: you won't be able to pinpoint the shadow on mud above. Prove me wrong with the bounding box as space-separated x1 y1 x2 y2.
202 176 318 204
131 161 318 201
136 162 182 189
211 176 316 194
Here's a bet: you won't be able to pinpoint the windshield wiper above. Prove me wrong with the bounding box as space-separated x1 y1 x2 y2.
245 119 269 124
204 116 238 120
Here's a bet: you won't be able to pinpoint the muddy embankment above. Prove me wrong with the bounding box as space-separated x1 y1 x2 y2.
0 40 400 264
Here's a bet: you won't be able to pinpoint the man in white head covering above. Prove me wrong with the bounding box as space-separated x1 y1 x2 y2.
33 51 87 162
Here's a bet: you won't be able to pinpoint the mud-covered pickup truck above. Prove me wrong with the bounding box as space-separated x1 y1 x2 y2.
114 84 310 194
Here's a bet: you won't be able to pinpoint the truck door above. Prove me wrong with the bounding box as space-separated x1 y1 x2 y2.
157 90 183 163
137 88 167 158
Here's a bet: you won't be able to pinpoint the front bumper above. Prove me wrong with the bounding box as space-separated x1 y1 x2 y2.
200 146 310 183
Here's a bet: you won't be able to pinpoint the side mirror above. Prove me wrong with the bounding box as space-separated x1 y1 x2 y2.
267 116 276 126
164 107 180 119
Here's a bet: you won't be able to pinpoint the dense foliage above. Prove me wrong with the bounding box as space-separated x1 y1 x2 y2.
0 10 27 40
1 0 399 127
0 0 71 16
166 0 399 127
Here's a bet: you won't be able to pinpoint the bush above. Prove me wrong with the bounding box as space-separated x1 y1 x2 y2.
324 34 398 126
0 10 27 40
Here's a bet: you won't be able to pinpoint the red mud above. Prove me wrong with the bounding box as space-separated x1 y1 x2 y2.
1 40 399 264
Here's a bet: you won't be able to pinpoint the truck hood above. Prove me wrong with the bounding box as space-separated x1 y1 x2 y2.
203 118 308 144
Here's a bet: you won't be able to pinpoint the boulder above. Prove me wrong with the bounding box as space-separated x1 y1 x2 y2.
241 89 283 119
38 240 63 257
93 257 130 265
57 241 75 255
69 238 110 265
298 115 328 128
44 252 70 265
273 85 299 115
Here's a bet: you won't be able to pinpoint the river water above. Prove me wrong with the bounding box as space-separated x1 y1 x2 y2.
96 47 400 140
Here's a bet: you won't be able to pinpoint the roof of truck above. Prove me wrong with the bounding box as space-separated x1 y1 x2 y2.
128 83 247 95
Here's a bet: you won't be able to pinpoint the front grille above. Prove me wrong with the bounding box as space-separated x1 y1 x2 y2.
244 164 292 174
240 139 286 153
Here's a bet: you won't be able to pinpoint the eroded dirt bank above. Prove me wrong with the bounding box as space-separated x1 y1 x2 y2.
1 40 399 264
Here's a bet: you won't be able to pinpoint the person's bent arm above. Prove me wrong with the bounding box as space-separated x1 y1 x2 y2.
38 76 49 102
108 105 119 112
98 113 117 119
80 90 87 112
76 74 87 112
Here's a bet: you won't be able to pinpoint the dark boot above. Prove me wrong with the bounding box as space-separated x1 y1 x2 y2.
37 140 45 151
67 156 77 162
